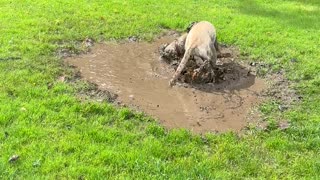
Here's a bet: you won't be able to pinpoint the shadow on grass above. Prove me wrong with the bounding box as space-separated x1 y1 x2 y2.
237 0 320 30
283 0 320 6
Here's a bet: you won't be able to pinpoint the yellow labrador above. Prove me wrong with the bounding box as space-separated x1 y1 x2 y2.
169 21 218 86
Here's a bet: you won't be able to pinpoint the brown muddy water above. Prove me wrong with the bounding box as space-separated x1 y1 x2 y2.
65 35 267 133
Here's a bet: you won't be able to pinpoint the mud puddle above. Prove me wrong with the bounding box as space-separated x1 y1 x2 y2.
65 35 267 133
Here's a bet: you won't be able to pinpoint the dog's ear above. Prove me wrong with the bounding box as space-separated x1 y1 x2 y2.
186 21 197 32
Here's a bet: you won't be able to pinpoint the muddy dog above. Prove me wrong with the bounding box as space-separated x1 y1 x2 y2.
160 22 220 62
169 21 219 86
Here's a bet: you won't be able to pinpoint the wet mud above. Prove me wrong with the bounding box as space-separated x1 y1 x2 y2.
65 35 267 133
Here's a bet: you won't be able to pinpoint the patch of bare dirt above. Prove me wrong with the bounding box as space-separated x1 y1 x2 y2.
64 33 271 133
264 70 302 109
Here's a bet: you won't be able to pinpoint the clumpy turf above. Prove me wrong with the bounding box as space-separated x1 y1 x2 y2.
1 0 319 179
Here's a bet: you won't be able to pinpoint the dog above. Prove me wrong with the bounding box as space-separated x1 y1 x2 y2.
169 21 219 86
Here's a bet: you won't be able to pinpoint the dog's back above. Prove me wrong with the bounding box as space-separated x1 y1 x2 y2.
185 21 216 50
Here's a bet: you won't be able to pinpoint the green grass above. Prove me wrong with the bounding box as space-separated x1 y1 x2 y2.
1 0 320 179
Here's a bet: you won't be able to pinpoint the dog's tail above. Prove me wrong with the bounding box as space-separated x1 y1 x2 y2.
170 47 193 86
214 37 220 54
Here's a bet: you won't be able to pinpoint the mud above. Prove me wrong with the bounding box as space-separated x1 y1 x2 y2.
65 35 267 133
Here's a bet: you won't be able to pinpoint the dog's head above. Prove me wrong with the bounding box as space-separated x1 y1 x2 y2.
159 33 187 62
159 41 179 61
160 38 186 61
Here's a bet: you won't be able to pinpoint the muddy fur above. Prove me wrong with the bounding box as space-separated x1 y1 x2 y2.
159 33 187 61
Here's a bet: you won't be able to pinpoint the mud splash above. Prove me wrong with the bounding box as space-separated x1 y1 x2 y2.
65 35 267 133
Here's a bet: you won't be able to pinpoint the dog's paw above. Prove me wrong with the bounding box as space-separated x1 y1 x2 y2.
169 79 176 87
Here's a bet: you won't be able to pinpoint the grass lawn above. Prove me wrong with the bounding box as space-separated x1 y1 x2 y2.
1 0 320 178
